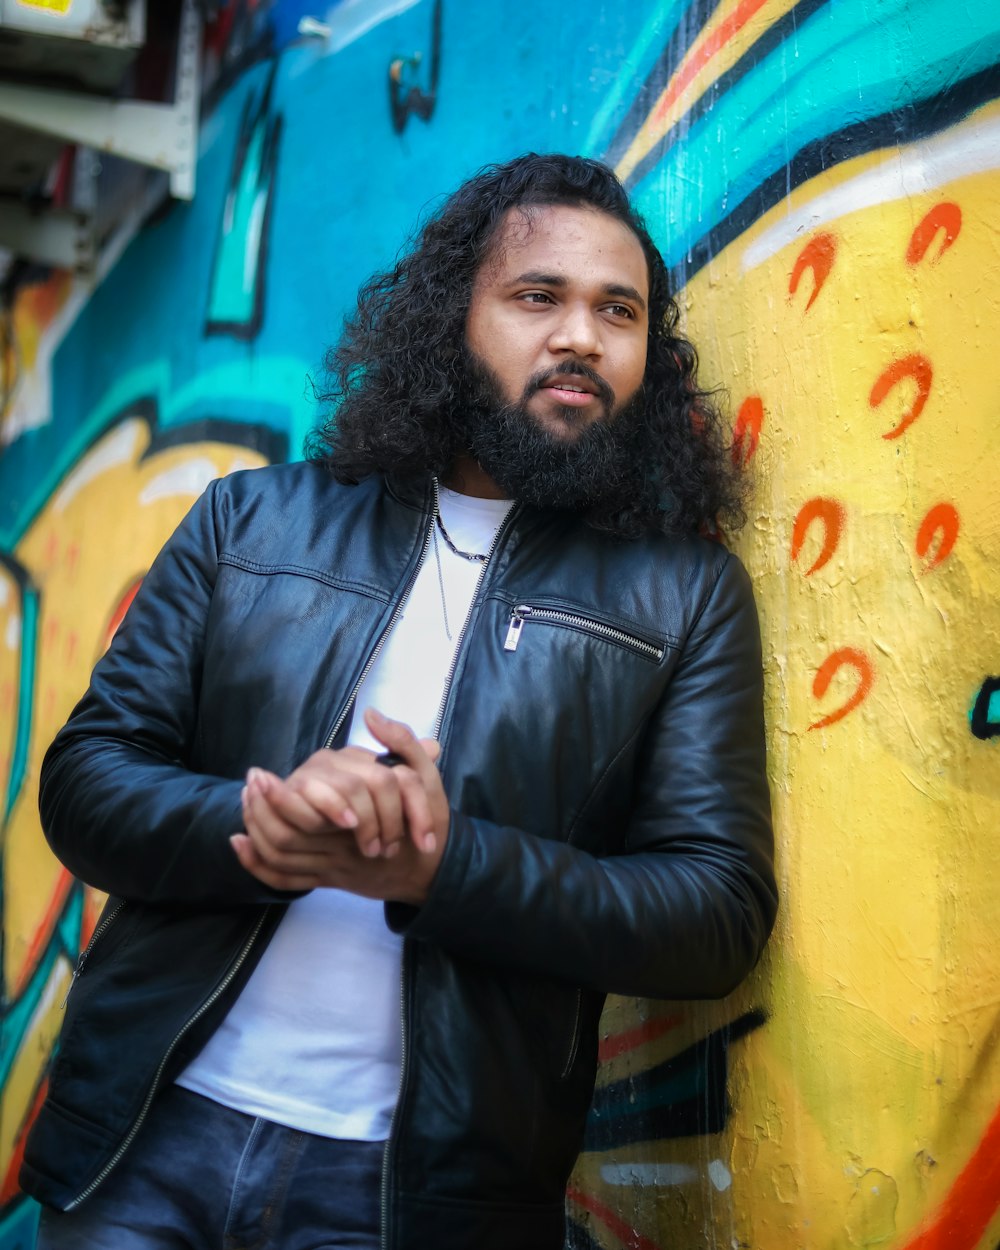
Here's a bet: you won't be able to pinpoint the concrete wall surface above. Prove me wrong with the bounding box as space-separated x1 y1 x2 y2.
0 1 998 1247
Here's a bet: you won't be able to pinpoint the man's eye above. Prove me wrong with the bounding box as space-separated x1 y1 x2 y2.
520 292 553 304
605 303 635 319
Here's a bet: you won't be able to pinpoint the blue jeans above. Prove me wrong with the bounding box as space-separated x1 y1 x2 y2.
35 1085 383 1249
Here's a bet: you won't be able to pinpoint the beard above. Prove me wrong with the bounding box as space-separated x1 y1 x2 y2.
456 349 650 514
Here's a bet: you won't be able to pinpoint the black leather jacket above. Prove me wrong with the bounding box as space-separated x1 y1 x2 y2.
22 465 776 1250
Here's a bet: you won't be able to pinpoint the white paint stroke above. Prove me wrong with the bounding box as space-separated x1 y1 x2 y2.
0 578 8 607
708 1159 732 1191
321 0 422 54
1 175 162 447
139 459 220 504
600 1162 699 1187
4 612 20 650
742 112 1000 271
54 419 144 512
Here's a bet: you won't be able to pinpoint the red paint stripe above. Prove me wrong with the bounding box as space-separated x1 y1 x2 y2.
900 1102 1000 1250
0 1076 48 1204
11 869 73 998
599 1015 682 1063
651 0 771 128
567 1186 663 1250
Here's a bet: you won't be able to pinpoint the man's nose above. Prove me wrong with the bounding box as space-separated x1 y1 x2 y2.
546 304 602 358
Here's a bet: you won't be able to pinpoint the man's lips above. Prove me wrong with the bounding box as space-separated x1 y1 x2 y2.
535 373 607 408
543 383 598 406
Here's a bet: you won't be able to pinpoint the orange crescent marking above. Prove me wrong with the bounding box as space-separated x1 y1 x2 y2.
906 202 962 265
809 647 874 730
869 354 932 440
791 498 845 575
732 396 763 466
915 502 960 570
788 233 837 311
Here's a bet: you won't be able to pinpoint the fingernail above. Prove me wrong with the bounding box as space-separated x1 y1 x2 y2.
341 809 359 828
241 785 248 805
364 839 382 859
368 708 386 723
383 841 401 859
423 832 437 853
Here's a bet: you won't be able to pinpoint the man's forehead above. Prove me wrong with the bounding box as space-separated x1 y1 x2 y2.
477 203 650 291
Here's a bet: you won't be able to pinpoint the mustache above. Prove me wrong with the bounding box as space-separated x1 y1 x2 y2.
524 362 615 410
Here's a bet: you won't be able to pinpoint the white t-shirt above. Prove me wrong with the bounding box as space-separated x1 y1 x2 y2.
177 487 512 1139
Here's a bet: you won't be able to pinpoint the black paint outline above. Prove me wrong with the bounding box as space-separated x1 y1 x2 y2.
971 677 1000 740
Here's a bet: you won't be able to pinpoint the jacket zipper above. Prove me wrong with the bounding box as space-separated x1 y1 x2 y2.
431 500 518 740
324 481 439 749
60 899 127 1010
381 492 517 1250
67 482 446 1212
65 907 271 1209
503 604 664 661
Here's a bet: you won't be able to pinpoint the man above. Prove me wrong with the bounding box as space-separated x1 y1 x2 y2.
23 153 776 1250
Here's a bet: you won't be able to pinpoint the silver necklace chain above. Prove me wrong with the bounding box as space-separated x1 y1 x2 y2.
435 512 488 563
432 522 453 641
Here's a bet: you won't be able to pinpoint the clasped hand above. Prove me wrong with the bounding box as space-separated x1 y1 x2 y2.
230 708 449 905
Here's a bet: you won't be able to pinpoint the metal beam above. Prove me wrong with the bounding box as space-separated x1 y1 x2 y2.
0 201 91 271
0 0 200 201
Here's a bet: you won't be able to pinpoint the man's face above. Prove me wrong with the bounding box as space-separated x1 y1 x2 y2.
464 204 650 441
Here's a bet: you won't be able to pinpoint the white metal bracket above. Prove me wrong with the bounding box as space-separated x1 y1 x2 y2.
0 0 201 201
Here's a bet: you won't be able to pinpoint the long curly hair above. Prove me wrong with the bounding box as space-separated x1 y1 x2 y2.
307 153 746 538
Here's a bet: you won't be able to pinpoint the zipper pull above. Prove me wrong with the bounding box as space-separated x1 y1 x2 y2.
504 605 532 652
60 954 86 1009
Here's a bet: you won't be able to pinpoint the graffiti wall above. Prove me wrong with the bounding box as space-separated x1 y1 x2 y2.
1 1 997 1247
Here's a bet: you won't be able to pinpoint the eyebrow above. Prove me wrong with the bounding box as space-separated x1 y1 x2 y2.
510 271 648 312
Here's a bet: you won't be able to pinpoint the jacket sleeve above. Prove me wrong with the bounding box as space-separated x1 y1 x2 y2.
387 553 777 1000
38 479 290 907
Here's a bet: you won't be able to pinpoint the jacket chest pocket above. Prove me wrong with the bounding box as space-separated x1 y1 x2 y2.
502 603 665 662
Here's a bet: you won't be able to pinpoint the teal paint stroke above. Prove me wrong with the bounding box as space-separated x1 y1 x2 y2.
0 888 81 1091
162 357 316 433
628 0 1000 269
0 1197 39 1250
581 0 692 157
208 115 271 325
988 689 1000 724
2 583 37 826
207 71 280 331
593 1065 706 1126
